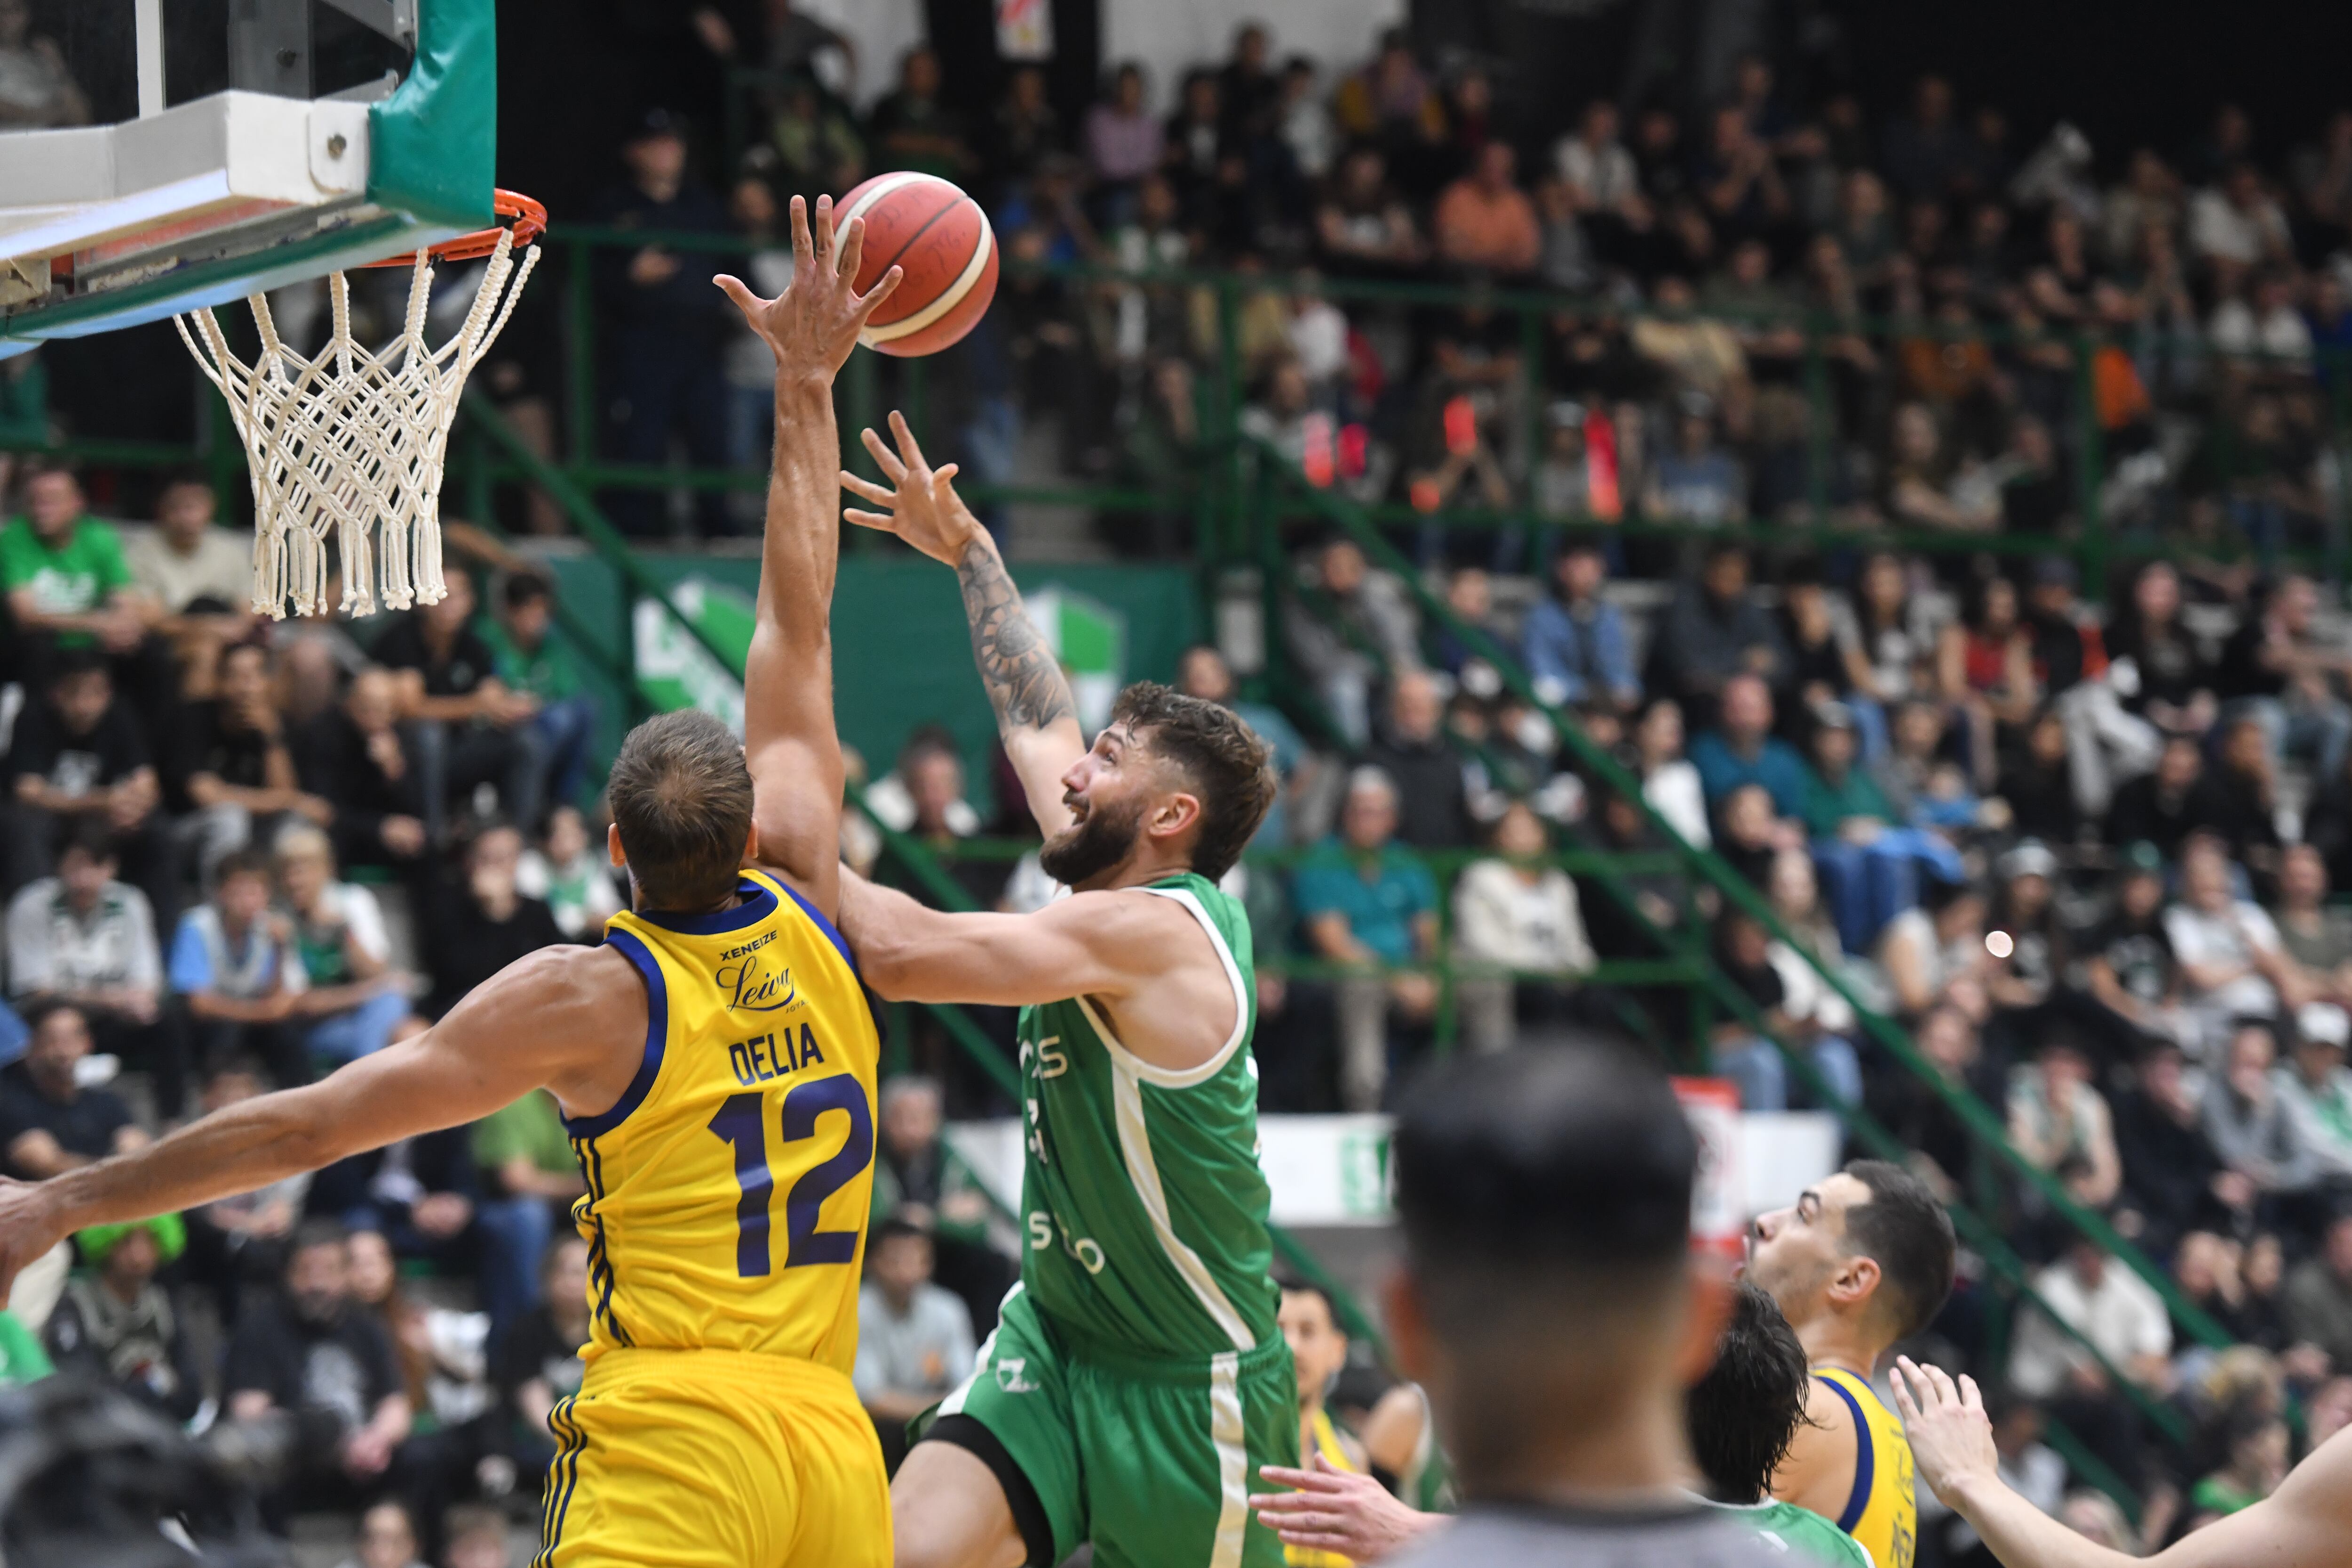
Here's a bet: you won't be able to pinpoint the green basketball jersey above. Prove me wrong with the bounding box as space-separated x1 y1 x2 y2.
1013 872 1279 1361
1702 1497 1877 1567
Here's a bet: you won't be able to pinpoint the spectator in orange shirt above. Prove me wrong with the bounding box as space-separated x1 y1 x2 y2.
1434 143 1541 276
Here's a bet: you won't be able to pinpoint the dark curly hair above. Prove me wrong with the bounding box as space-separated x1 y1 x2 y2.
1687 1281 1814 1504
1110 682 1276 881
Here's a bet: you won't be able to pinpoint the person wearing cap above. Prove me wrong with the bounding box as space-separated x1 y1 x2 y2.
1988 839 2068 1022
589 107 739 538
2076 842 2196 1063
44 1212 201 1421
2276 1003 2352 1182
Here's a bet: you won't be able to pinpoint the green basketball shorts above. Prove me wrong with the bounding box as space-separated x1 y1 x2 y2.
917 1285 1300 1568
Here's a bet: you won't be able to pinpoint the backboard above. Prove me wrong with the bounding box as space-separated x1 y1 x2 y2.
0 0 496 360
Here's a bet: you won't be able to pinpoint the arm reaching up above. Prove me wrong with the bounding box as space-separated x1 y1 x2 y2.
716 194 900 919
1890 1356 2352 1568
841 413 1084 836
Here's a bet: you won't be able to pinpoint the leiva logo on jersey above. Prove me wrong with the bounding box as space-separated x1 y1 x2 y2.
715 931 797 1012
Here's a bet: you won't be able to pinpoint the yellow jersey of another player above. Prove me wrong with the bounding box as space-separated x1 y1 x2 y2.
1814 1366 1915 1568
570 868 881 1374
1285 1409 1364 1568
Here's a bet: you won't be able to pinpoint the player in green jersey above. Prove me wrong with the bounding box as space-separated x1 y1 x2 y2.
836 414 1294 1568
1252 1282 1871 1567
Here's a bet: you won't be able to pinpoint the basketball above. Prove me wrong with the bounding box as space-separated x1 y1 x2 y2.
837 172 998 358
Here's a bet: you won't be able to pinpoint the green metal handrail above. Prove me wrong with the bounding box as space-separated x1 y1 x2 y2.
1243 436 2233 1354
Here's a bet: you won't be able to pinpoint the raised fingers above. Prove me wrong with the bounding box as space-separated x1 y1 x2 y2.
888 408 931 475
836 212 867 282
1959 1372 1985 1413
843 508 898 531
788 195 813 274
860 425 909 482
839 471 897 507
811 193 835 269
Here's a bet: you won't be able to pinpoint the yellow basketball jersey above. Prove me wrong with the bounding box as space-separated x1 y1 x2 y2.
1814 1366 1916 1568
569 868 881 1375
1285 1409 1363 1568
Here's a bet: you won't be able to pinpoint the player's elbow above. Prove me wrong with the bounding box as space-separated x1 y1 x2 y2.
853 928 922 1000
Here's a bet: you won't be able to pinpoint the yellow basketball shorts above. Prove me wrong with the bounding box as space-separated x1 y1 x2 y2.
535 1347 891 1568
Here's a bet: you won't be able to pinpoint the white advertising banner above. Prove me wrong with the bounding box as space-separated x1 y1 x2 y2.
945 1106 1840 1229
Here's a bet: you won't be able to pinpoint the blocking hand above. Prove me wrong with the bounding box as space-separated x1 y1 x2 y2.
715 194 901 382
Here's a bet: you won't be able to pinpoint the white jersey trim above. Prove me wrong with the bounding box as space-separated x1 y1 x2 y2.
1074 884 1249 1090
1107 1055 1256 1351
1208 1351 1249 1568
938 1280 1022 1417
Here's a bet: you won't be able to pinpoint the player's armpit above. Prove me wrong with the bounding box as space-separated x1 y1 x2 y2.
1769 1378 1857 1519
842 871 1157 1009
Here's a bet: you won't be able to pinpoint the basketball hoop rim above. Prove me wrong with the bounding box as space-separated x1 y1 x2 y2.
359 189 546 268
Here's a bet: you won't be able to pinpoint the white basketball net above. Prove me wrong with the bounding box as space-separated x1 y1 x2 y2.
175 227 541 619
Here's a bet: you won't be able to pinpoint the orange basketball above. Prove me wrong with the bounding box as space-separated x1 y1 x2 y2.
837 173 997 358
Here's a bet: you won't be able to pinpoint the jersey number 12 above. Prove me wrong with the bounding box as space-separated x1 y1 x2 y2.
707 1077 874 1277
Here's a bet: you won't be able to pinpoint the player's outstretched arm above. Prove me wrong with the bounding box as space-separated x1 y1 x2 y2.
839 864 1158 1007
717 195 901 920
841 414 1084 836
0 944 640 1299
1892 1357 2349 1568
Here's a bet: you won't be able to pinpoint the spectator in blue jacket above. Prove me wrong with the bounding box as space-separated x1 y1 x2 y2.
1521 536 1640 714
1690 673 1809 817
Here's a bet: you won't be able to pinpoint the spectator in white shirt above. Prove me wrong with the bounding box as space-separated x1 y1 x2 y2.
2188 164 2292 269
3 821 185 1116
854 1217 976 1468
121 474 258 645
2209 269 2315 370
1451 802 1597 1052
1634 697 1711 847
2008 1238 2173 1484
1553 100 1645 223
2166 835 2297 1059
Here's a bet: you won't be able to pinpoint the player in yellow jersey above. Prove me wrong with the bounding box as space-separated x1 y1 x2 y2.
0 194 903 1568
1277 1280 1369 1568
1746 1160 1959 1568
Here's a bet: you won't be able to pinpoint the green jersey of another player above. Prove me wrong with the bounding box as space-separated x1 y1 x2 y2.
838 412 1295 1568
1703 1498 1877 1567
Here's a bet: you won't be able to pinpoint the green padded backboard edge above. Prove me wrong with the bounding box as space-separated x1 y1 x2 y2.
366 0 496 232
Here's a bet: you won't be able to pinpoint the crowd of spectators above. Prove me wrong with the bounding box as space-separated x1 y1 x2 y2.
23 2 2352 1558
390 8 2352 570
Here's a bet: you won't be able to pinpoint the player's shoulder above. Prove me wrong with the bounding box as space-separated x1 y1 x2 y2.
499 940 646 1011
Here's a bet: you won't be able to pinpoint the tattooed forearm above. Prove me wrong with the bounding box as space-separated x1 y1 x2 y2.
957 541 1076 736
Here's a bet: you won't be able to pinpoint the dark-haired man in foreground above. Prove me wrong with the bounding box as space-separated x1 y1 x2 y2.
1341 1045 1778 1566
0 196 903 1566
836 418 1296 1568
1251 1279 1869 1567
1746 1161 1957 1568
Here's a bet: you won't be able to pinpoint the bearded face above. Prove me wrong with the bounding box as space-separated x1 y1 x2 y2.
1037 790 1148 887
